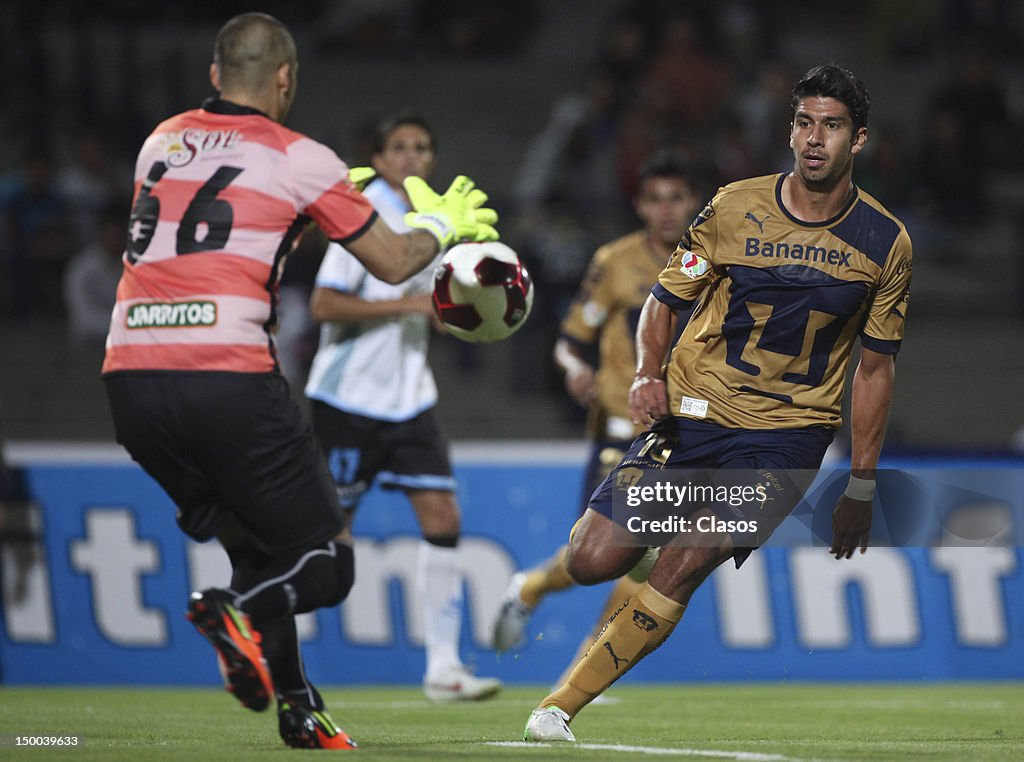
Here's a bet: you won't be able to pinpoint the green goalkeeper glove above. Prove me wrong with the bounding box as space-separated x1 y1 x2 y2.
347 166 377 191
404 175 499 249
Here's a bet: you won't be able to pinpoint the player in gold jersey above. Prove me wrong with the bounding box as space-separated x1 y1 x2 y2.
492 152 700 671
524 64 912 742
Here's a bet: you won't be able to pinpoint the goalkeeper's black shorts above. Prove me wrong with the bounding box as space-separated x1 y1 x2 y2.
104 370 343 554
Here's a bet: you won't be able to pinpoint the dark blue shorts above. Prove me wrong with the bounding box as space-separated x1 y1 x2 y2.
588 417 834 560
577 438 633 517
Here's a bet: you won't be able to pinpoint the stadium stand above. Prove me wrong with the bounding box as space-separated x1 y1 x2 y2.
1 1 1023 450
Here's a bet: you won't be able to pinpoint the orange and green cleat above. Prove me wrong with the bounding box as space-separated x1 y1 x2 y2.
279 702 359 750
186 588 273 712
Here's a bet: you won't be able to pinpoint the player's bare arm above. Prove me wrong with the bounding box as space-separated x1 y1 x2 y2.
344 216 440 285
553 338 595 406
629 293 677 425
831 347 896 559
309 288 433 323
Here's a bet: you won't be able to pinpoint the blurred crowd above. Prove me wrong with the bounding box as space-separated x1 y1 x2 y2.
0 132 132 337
0 0 1022 438
0 0 542 338
505 0 1024 325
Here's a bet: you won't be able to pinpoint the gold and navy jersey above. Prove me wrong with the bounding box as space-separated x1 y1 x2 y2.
561 230 668 439
654 173 912 431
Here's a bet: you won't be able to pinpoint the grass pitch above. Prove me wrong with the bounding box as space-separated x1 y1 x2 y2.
0 683 1021 760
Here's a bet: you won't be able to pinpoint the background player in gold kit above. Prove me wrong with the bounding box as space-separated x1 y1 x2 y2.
492 152 701 677
524 63 913 742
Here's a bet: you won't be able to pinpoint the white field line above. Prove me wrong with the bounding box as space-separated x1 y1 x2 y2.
483 741 800 760
327 697 624 710
329 698 533 710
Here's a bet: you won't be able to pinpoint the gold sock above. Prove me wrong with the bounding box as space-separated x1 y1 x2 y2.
538 582 684 718
521 546 574 608
554 574 644 686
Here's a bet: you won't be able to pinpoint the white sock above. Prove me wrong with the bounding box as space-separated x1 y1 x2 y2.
418 540 463 680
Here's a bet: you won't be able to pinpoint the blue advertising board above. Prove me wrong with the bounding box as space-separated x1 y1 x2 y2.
1 444 1021 685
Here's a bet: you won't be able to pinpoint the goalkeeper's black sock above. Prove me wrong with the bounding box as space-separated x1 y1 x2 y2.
257 614 318 704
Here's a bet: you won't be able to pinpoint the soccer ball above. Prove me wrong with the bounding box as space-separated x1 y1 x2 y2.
432 242 534 343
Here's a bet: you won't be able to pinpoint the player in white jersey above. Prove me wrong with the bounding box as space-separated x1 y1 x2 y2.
102 14 498 750
306 113 501 702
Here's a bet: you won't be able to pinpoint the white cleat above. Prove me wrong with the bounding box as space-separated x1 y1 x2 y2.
423 665 502 703
492 572 534 652
524 706 575 742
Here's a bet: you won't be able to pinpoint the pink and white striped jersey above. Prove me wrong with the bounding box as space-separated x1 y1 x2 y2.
103 99 377 374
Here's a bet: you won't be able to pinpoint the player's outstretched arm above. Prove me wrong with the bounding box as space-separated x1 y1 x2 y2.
309 287 433 324
345 216 441 285
629 294 677 425
345 175 499 283
831 348 896 559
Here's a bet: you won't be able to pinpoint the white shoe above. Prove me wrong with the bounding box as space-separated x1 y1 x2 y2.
523 706 575 742
492 572 533 652
423 665 502 702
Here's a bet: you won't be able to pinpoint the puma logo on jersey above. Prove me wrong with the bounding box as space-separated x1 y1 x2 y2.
164 128 243 168
745 211 769 233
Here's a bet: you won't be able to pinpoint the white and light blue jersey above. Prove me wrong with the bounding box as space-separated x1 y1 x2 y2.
305 178 440 421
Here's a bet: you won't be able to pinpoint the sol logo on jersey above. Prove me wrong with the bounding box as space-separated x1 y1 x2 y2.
163 128 243 168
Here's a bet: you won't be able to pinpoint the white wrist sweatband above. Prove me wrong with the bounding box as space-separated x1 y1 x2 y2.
844 475 876 501
562 353 587 378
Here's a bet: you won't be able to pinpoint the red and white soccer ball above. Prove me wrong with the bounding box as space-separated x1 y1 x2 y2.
432 242 534 343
